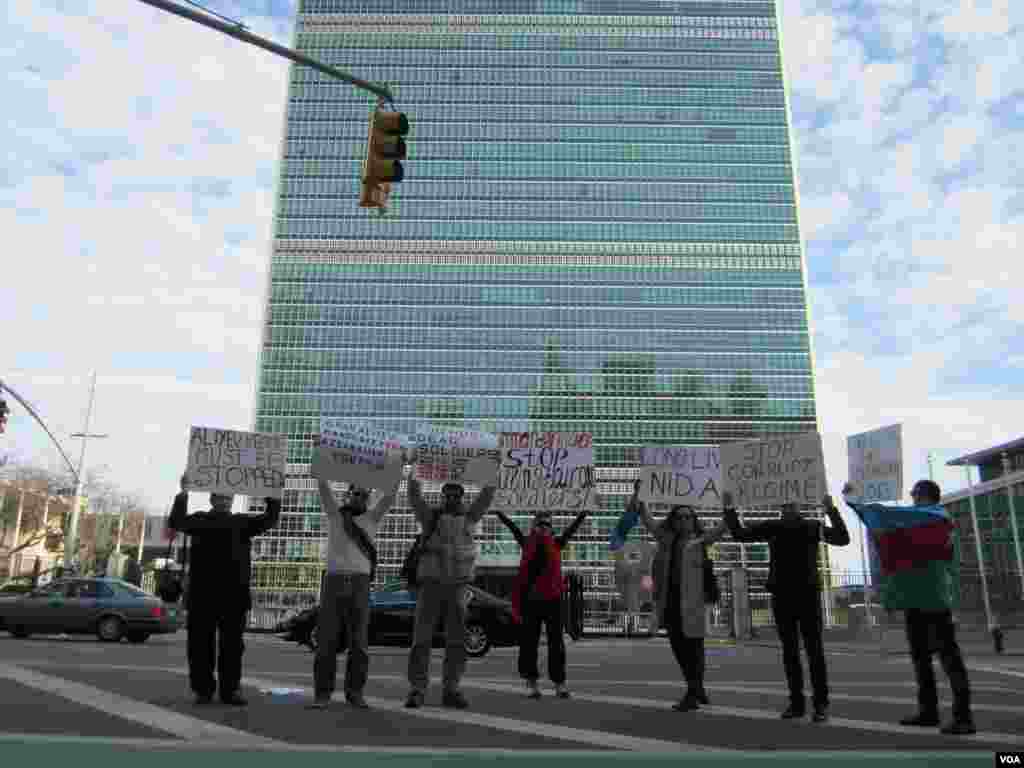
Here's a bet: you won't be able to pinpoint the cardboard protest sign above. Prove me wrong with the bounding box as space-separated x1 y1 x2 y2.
847 423 903 503
410 425 501 485
185 427 287 499
494 432 597 512
719 432 826 507
311 420 406 489
638 445 722 507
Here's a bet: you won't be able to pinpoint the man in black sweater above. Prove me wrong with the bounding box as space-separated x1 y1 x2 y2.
722 492 850 722
168 473 280 706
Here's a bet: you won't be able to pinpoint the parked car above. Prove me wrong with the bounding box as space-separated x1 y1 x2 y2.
0 577 35 596
0 577 182 643
278 585 519 658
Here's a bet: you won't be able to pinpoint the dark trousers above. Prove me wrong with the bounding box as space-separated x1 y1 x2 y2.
314 573 371 698
518 597 567 685
665 601 704 695
904 609 972 721
772 593 828 710
407 582 468 694
186 601 247 699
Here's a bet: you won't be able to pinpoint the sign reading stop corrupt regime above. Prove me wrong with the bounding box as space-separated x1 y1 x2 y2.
185 427 287 499
719 432 827 507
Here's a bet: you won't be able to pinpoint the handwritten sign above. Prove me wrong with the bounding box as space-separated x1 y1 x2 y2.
494 432 597 512
638 445 722 507
848 424 903 503
311 420 406 489
411 425 501 484
719 432 827 507
185 427 287 499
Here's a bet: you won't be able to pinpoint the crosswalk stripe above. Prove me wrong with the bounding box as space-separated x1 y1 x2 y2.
243 675 731 753
459 679 1024 747
0 663 283 748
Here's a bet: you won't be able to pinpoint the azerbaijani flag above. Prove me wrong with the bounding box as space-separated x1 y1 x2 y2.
847 500 954 575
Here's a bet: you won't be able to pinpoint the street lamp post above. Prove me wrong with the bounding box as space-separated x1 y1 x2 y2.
1002 452 1024 602
63 372 108 574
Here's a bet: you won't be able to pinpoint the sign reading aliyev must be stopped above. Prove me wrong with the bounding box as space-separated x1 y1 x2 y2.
311 420 406 489
494 431 597 512
185 427 287 499
719 432 827 506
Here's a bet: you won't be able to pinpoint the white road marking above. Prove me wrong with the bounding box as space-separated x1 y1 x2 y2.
967 663 1024 680
458 680 1024 747
243 675 729 753
0 663 283 748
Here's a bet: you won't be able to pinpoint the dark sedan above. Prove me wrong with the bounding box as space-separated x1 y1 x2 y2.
282 584 519 658
0 577 182 643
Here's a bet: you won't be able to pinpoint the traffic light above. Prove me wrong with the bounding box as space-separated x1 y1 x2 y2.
0 398 8 434
361 108 409 210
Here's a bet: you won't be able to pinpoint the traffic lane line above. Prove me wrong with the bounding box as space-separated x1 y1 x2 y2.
244 675 728 753
455 679 1024 750
14 663 618 752
0 678 174 741
967 663 1024 679
535 677 1023 696
0 663 282 747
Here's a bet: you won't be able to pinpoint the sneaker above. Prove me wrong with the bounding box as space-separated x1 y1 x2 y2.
555 684 571 700
812 705 829 723
442 689 469 709
940 719 976 736
899 713 940 727
404 691 424 709
307 696 331 710
346 692 370 709
526 680 541 699
781 706 806 720
696 689 710 706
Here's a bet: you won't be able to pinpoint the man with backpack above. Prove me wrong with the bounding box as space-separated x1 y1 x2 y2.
309 474 400 710
404 470 497 710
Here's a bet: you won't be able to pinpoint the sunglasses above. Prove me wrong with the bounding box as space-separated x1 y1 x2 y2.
535 518 553 527
443 490 464 498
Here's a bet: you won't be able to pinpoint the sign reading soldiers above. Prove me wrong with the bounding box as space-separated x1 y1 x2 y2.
494 431 597 512
185 427 287 499
847 423 903 503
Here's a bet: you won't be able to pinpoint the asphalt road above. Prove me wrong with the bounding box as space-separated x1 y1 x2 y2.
0 630 1021 766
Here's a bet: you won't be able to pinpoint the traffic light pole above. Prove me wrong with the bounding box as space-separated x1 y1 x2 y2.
0 379 81 485
134 0 394 103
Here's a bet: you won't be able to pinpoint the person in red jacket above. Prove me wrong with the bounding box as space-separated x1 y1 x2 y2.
495 508 587 699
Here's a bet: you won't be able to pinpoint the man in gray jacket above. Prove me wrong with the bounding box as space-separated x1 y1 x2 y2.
405 471 497 709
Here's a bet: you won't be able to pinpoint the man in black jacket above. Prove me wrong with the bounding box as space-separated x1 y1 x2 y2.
722 492 849 723
168 473 280 706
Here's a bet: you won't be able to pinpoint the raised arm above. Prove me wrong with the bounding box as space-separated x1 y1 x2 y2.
494 510 526 548
317 478 340 517
557 510 588 549
821 495 851 546
246 496 281 538
467 483 497 524
167 474 228 533
368 476 402 526
721 491 774 543
406 473 431 526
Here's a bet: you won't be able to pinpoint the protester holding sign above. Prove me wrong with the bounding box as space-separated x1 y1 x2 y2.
632 483 728 712
168 473 280 706
843 480 975 735
721 490 848 723
495 508 587 700
404 471 498 710
309 472 401 711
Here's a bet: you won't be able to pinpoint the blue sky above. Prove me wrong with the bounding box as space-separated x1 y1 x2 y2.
2 0 1022 575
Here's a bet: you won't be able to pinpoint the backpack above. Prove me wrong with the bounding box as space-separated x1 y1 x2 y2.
401 510 439 589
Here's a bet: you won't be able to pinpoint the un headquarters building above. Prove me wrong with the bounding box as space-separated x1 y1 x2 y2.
250 0 821 619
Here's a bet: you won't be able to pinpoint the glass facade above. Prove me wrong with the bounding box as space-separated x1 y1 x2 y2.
250 0 822 615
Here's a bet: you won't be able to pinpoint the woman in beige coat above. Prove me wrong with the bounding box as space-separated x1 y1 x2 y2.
631 482 728 711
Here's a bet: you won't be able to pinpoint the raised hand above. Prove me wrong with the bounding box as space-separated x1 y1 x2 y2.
180 473 189 492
